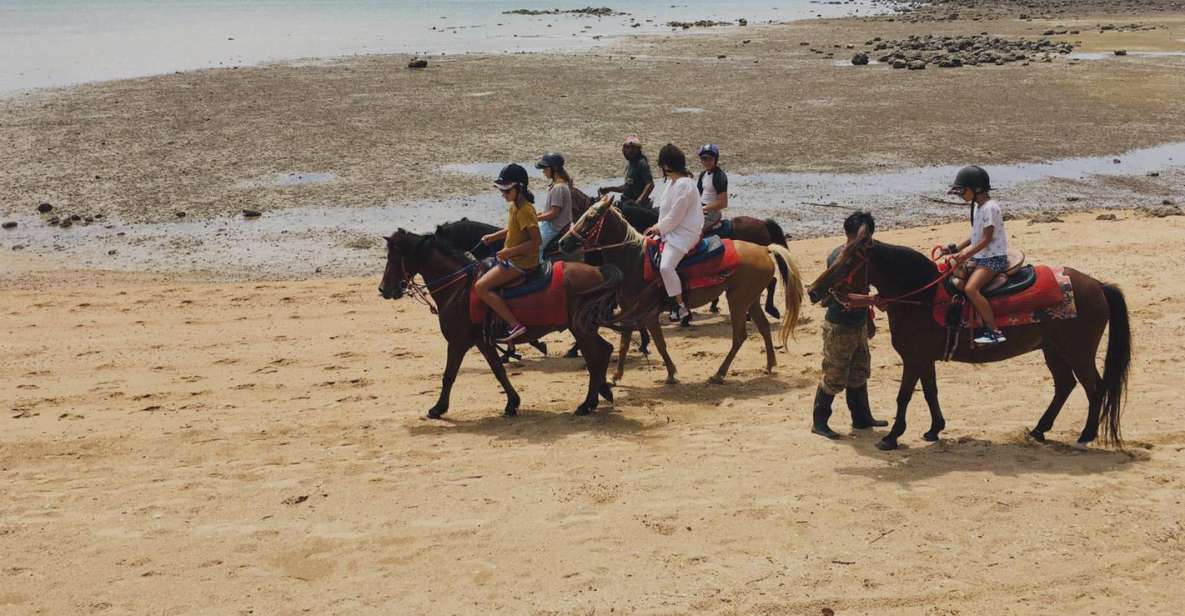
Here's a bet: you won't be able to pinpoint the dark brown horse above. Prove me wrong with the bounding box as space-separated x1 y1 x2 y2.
560 197 804 384
806 217 1131 451
379 229 620 417
707 216 789 318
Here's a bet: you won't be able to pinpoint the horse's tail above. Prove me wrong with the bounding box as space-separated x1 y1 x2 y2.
1099 283 1131 448
766 244 803 347
764 219 788 247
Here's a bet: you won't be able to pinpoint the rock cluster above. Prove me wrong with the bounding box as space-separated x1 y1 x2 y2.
503 7 623 17
667 20 731 29
871 34 1074 69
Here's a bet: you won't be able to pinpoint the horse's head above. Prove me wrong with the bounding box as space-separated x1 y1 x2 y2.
807 221 873 305
559 194 616 257
379 228 423 300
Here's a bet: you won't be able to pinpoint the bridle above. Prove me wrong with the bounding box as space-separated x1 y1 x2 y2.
565 203 611 249
391 235 477 315
825 241 957 311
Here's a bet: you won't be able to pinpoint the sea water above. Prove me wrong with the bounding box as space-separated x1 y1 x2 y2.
1 0 879 93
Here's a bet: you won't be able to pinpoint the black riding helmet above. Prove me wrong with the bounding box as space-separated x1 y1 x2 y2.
534 152 565 170
494 163 530 190
657 143 688 174
948 165 992 195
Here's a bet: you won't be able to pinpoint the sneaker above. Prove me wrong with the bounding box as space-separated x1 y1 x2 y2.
668 305 691 323
973 328 1006 346
498 324 528 343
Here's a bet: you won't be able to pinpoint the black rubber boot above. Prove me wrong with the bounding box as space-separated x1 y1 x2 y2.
847 385 888 429
811 386 841 439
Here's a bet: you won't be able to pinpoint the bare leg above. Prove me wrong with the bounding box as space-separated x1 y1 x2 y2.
963 267 999 330
475 266 524 326
476 340 521 416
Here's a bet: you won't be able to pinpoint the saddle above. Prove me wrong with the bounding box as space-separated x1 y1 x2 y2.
641 236 741 290
704 218 733 239
468 260 569 326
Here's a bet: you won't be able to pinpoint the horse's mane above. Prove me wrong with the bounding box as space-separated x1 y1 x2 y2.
620 205 658 230
869 240 940 300
436 218 498 237
390 229 474 265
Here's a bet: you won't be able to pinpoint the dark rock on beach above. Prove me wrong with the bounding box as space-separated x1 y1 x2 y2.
1 221 17 230
37 202 53 214
242 209 262 218
852 52 870 65
408 59 429 69
863 33 1075 72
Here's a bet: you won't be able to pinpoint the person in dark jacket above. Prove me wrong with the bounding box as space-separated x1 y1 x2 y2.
598 135 655 208
811 211 889 439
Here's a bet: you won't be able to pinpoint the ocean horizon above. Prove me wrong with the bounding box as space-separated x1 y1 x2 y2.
1 0 879 93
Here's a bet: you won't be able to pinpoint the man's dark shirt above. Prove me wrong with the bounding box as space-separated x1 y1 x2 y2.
622 155 653 203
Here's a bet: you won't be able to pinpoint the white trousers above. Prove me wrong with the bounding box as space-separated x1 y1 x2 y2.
659 243 688 297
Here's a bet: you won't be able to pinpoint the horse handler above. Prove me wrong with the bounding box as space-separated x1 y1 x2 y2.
812 212 889 439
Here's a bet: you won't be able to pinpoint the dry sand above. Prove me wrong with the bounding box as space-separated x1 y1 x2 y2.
4 212 1185 615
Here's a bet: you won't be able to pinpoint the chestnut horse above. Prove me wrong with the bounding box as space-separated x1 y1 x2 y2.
560 197 804 384
379 229 620 417
806 217 1131 451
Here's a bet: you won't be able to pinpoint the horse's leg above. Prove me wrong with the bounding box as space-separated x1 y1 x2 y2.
1069 360 1103 447
645 315 678 384
638 327 651 355
763 277 781 319
428 339 474 418
476 340 521 417
919 361 945 442
710 289 753 384
574 332 612 415
612 329 633 383
878 363 921 450
748 302 776 374
1030 344 1077 442
709 298 720 313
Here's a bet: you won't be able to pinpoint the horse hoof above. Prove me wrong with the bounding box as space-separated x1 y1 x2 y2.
1028 429 1046 443
564 348 581 359
664 375 679 385
707 375 725 385
575 405 594 416
1072 440 1090 450
876 438 898 451
766 309 781 319
611 373 623 384
598 383 614 403
427 407 448 419
922 431 941 442
709 305 720 314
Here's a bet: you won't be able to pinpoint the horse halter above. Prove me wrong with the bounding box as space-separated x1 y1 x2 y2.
566 204 610 248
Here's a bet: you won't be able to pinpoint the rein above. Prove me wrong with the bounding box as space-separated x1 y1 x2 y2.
832 243 956 310
398 237 478 315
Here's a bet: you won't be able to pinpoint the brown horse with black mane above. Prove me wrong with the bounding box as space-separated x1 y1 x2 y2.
807 214 1132 451
379 229 621 417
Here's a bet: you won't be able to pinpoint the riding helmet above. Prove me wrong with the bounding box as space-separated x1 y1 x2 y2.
494 163 530 190
698 144 720 159
622 135 642 147
534 152 566 170
948 165 992 195
657 143 688 173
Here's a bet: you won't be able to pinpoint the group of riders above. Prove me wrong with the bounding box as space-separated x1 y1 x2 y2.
471 136 1011 438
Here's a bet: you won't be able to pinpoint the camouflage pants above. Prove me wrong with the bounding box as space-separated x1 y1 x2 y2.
820 320 872 395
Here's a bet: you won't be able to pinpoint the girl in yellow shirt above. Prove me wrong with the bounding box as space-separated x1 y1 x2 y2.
477 163 541 342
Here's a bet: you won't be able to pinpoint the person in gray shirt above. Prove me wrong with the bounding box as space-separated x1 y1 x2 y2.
534 152 574 260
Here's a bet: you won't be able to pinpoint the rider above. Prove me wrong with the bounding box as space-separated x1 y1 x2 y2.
944 165 1009 347
645 144 704 323
534 152 574 260
476 164 541 343
598 135 655 209
697 144 729 234
812 211 889 439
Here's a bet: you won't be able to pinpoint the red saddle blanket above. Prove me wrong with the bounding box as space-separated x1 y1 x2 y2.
468 261 568 326
932 265 1077 328
642 237 741 290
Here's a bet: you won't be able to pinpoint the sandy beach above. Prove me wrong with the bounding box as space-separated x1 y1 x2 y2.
3 211 1185 614
3 1 1185 614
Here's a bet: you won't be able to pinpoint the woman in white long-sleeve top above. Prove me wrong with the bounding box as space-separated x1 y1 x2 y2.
644 144 705 323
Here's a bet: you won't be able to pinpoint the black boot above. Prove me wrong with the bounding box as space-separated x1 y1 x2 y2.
812 386 841 439
847 385 888 429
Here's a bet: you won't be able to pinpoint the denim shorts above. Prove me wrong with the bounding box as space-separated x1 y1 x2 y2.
970 255 1008 273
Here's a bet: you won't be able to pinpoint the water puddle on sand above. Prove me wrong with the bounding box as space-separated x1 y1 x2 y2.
5 142 1183 278
1070 51 1185 61
238 171 338 188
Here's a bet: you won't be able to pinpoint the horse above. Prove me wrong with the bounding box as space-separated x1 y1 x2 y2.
434 218 551 361
806 217 1132 451
379 229 621 417
560 196 804 384
602 205 789 319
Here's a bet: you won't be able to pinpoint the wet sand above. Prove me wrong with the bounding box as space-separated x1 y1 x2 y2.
3 212 1185 614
